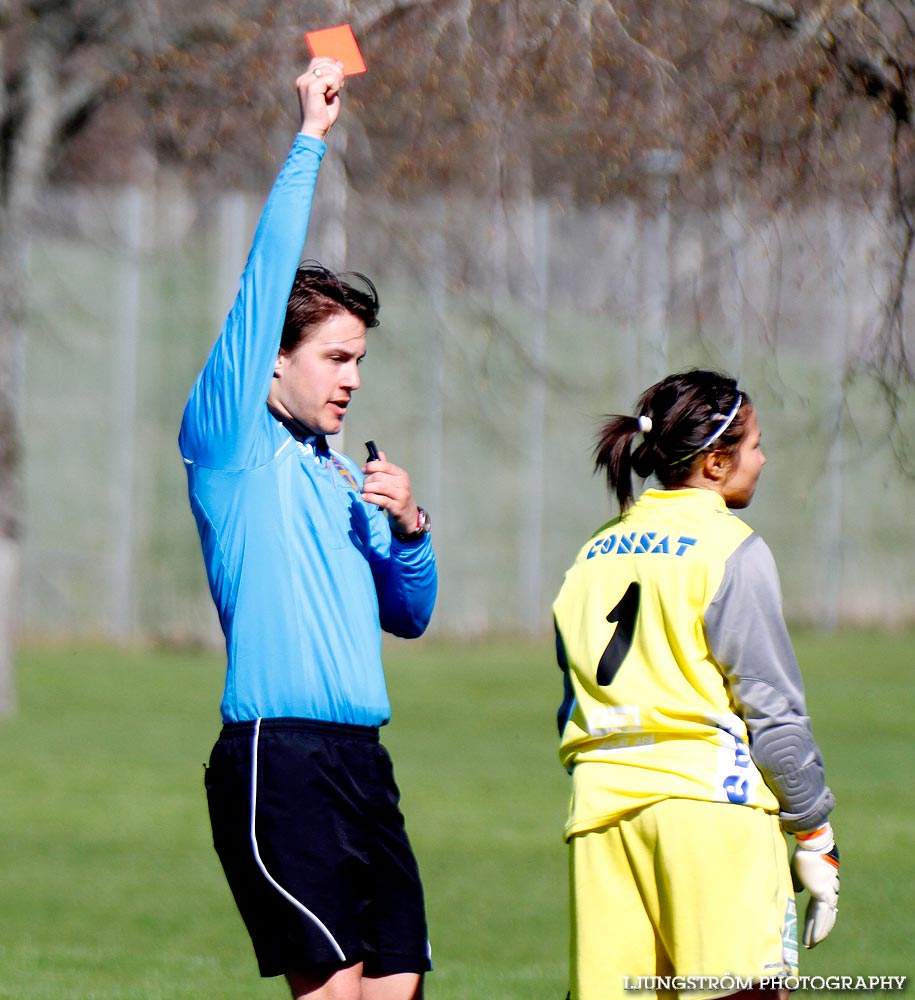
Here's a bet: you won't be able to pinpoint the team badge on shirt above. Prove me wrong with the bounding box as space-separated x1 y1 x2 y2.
327 453 359 490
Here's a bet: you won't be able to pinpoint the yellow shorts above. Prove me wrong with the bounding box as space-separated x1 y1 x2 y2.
569 798 797 1000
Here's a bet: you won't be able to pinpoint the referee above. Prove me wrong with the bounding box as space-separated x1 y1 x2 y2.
179 60 436 1000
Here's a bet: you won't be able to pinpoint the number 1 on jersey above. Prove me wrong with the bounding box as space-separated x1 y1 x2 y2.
596 582 640 686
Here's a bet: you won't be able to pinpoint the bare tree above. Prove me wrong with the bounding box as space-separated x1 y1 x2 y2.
0 0 148 714
0 0 281 713
732 0 914 381
339 1 911 341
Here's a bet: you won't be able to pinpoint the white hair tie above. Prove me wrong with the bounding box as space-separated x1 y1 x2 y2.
637 415 653 434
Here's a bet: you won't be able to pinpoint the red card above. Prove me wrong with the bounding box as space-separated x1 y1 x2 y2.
305 24 367 76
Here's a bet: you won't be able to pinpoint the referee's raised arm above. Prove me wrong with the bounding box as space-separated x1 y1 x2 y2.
179 59 344 469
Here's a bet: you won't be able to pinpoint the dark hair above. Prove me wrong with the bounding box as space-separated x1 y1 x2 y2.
595 370 752 512
280 262 380 352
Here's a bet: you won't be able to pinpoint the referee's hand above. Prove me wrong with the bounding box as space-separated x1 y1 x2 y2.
361 449 420 537
297 58 345 141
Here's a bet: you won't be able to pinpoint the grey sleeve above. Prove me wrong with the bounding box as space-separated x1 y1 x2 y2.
704 534 834 832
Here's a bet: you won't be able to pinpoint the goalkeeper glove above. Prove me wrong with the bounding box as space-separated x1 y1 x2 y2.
791 822 840 948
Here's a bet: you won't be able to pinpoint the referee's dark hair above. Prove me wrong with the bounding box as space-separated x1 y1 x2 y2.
281 262 380 352
595 370 751 512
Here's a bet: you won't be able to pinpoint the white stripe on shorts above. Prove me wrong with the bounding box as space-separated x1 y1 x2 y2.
249 717 347 961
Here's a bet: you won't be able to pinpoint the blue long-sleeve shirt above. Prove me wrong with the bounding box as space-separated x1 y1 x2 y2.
179 134 437 726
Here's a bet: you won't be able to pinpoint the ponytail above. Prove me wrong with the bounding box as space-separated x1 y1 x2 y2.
594 416 639 510
594 415 652 512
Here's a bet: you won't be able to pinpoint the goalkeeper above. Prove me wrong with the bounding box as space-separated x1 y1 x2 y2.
553 371 839 1000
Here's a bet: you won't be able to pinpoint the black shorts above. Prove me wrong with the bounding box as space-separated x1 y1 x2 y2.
204 717 431 979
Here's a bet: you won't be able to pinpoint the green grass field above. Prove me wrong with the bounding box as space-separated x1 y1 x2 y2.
0 633 911 999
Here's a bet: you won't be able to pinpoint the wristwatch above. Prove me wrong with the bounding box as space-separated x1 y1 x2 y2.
392 506 431 543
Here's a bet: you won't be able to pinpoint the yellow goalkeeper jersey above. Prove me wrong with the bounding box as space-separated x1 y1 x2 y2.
554 488 833 840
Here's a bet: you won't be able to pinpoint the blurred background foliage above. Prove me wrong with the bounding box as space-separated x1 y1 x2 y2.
2 0 914 707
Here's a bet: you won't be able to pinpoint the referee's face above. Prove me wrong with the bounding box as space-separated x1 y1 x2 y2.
720 406 766 509
268 311 367 436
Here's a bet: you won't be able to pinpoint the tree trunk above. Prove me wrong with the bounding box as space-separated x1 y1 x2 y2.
0 535 17 716
0 232 28 717
0 29 60 715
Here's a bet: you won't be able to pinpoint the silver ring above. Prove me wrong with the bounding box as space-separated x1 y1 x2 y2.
313 68 322 77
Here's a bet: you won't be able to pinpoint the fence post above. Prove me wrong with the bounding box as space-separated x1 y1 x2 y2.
638 150 680 385
818 203 849 631
109 185 144 640
721 200 748 376
216 191 251 316
519 200 549 633
425 205 447 551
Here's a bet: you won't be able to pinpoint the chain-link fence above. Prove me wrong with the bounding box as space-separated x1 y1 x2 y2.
22 168 915 645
